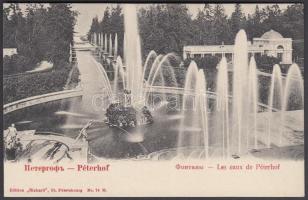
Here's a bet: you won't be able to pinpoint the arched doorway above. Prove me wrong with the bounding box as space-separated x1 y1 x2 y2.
276 45 284 62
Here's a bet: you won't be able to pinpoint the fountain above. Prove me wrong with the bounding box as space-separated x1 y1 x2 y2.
123 4 143 103
281 63 304 145
32 4 302 161
248 56 259 149
267 64 283 147
109 34 113 57
104 34 107 53
114 33 118 58
3 1 304 163
215 57 230 158
232 30 249 155
94 3 304 160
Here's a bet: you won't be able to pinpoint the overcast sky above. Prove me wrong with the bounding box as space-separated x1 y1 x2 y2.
4 3 293 36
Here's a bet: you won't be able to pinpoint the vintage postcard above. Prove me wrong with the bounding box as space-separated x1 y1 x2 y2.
2 2 304 197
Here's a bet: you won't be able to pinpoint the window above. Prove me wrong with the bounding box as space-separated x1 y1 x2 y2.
277 45 284 50
277 53 283 62
277 45 284 62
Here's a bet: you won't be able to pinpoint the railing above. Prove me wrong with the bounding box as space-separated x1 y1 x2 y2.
3 88 83 115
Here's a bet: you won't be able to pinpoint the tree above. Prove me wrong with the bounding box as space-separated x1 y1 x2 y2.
229 4 246 40
246 5 267 40
109 5 124 57
261 4 283 32
45 3 77 66
139 4 195 56
3 3 77 71
101 7 111 33
3 5 16 48
280 4 304 59
211 5 231 44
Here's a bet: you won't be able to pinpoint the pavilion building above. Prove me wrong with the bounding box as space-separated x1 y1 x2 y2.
183 29 292 65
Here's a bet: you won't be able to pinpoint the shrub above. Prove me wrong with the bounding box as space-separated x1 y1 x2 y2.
3 54 36 75
196 55 220 70
255 55 280 72
3 62 75 104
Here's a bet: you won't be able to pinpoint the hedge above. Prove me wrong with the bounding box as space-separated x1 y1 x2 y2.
3 63 79 104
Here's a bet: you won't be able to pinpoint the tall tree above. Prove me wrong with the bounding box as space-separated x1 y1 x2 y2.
139 4 195 55
45 3 77 66
280 4 304 59
211 4 230 44
246 5 267 40
101 7 111 33
3 5 16 47
262 4 283 32
229 4 246 40
109 5 124 57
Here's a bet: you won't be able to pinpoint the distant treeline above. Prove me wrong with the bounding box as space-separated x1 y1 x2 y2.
3 3 77 68
88 4 304 61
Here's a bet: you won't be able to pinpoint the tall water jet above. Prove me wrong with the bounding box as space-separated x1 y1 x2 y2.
146 55 164 85
113 61 119 94
97 33 100 46
282 63 304 111
267 64 283 147
142 50 157 81
90 56 113 97
144 54 163 105
109 34 113 57
93 32 96 45
104 34 107 52
100 33 103 47
147 53 178 88
123 33 126 63
114 33 118 58
247 56 259 149
196 69 209 158
116 56 126 90
281 63 304 145
146 53 178 106
95 33 98 46
232 29 249 154
177 61 201 157
123 4 143 103
215 57 229 158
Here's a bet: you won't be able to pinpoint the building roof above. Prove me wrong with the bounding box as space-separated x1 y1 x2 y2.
184 45 234 53
261 29 283 39
183 43 265 53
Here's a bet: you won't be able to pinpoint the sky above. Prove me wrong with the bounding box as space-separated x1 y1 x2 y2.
71 3 292 35
4 3 293 36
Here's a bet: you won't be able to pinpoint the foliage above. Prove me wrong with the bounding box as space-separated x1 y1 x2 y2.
192 55 220 70
105 103 137 127
3 55 36 75
3 3 77 71
229 4 246 41
255 55 280 71
3 62 76 104
139 4 196 55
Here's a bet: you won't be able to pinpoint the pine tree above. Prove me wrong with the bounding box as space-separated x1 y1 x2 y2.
229 4 246 40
